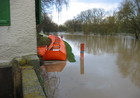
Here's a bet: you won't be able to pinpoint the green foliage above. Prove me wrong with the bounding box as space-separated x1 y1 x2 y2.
64 41 76 62
58 25 67 32
64 19 82 32
37 33 51 46
36 14 59 33
117 0 140 39
64 8 118 34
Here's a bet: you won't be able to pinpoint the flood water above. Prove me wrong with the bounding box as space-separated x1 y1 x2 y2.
41 34 140 98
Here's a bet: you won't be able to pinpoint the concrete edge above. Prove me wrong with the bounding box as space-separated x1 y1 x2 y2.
11 54 47 98
22 65 46 98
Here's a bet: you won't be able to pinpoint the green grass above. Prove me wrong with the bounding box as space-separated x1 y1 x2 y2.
64 41 76 62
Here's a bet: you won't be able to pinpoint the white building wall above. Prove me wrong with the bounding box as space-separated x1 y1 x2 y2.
0 0 37 64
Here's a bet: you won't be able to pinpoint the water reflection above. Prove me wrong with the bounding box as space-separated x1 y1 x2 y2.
117 40 140 88
64 35 119 55
41 34 140 98
80 53 84 75
41 61 66 98
64 35 140 88
42 61 66 72
64 35 135 55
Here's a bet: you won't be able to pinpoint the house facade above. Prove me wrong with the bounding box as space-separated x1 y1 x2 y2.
0 0 41 67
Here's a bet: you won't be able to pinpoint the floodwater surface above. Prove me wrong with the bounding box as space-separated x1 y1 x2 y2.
42 34 140 98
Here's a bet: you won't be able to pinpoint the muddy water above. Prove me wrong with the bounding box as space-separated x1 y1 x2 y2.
42 34 140 98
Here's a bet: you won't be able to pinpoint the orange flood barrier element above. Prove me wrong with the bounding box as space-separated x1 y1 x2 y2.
37 35 66 61
37 46 47 57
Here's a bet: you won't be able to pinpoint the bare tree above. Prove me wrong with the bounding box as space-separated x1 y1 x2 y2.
42 0 69 13
37 0 69 33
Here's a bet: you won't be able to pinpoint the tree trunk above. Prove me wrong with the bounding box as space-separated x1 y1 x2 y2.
135 31 139 39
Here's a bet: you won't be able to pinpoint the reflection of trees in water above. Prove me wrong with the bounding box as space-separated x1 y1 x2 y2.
41 62 66 98
64 35 124 55
42 71 60 98
64 35 140 87
46 72 60 98
117 40 140 88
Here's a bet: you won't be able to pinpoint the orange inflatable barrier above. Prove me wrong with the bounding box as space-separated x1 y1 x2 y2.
37 46 47 57
37 35 66 61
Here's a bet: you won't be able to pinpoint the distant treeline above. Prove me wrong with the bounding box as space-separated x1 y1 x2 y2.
38 0 140 39
61 0 140 39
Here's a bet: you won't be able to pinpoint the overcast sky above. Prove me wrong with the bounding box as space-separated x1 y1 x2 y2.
52 0 123 25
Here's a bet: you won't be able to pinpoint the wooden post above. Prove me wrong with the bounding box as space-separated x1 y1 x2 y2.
80 43 84 74
80 43 84 58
